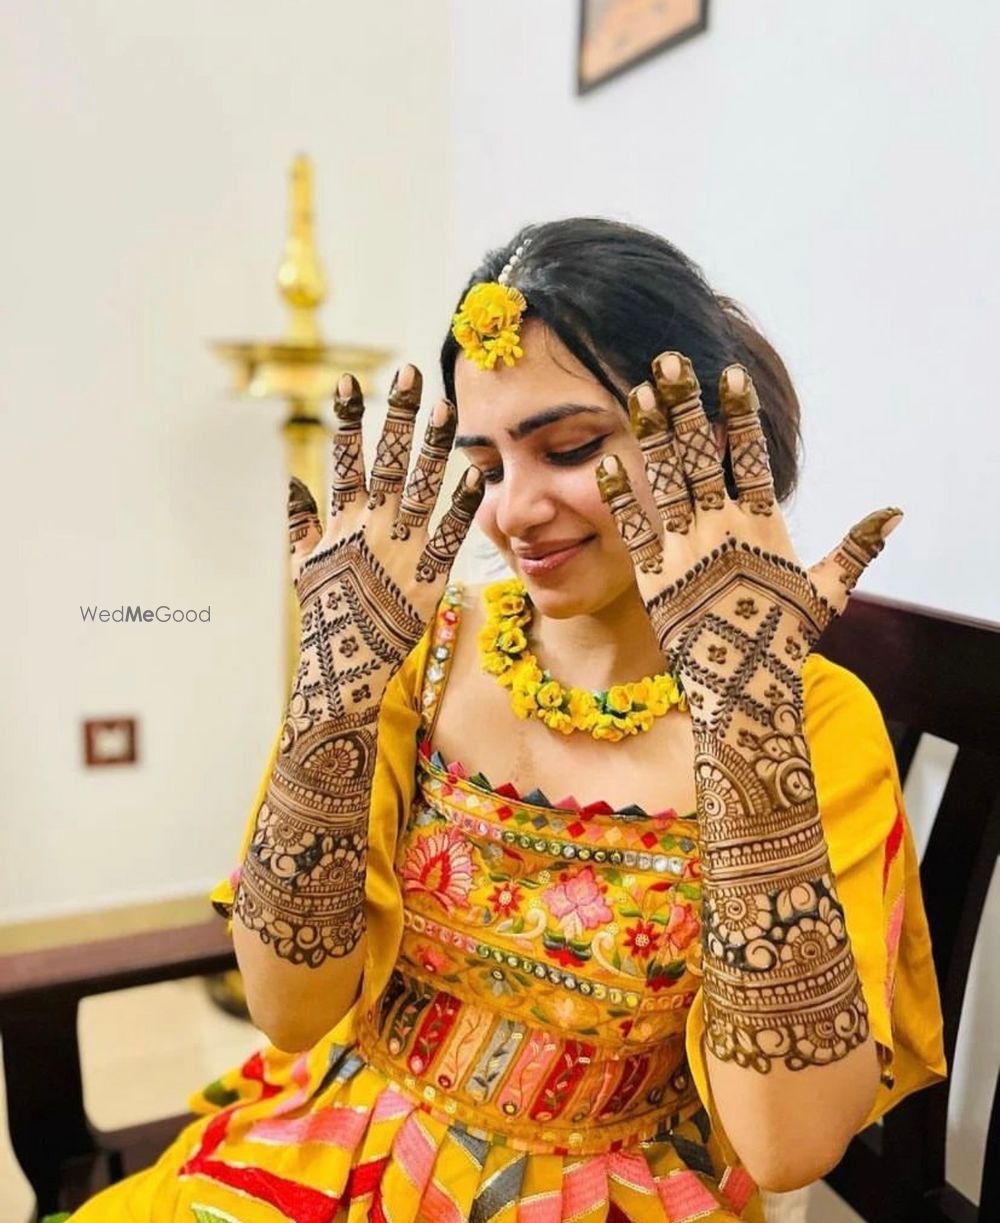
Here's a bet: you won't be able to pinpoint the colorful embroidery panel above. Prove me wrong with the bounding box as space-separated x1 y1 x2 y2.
355 583 709 1155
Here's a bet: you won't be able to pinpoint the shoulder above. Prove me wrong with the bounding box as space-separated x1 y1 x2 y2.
803 653 899 838
802 652 888 741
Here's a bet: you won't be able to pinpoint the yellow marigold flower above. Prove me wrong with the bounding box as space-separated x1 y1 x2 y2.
630 709 654 734
606 685 634 715
629 678 652 706
511 691 537 718
452 284 528 371
497 594 525 616
537 680 564 709
593 721 625 743
542 710 574 734
496 627 527 655
511 658 543 687
481 651 509 677
567 689 597 722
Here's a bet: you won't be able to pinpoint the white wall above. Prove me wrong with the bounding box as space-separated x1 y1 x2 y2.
0 0 453 920
446 0 998 1205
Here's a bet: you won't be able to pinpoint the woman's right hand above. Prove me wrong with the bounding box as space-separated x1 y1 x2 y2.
284 363 482 742
235 365 480 971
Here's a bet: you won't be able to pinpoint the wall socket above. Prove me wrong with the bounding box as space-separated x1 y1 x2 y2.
83 717 138 767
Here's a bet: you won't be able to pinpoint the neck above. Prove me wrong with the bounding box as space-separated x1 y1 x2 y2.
529 582 668 689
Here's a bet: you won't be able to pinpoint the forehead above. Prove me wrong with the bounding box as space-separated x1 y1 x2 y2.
453 319 621 428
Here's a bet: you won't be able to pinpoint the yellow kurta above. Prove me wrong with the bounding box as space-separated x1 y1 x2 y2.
66 589 945 1222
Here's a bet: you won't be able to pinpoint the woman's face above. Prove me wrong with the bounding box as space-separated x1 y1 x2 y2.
453 319 660 619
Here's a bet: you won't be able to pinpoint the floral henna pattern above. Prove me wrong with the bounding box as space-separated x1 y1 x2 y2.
236 532 425 966
644 537 870 1071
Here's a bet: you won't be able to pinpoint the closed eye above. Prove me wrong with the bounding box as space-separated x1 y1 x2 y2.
480 435 611 484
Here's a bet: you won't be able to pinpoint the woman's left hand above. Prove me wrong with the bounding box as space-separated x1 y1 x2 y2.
596 351 901 733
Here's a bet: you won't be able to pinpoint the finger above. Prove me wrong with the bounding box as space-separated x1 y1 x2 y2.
330 373 367 513
288 476 323 587
628 381 693 535
392 398 458 541
368 364 422 511
415 467 484 583
808 507 904 619
596 454 664 575
653 352 727 511
718 364 775 516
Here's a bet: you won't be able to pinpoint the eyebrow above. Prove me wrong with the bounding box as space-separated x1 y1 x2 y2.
454 403 609 449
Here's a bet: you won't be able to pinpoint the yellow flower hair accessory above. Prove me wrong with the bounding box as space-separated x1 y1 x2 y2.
479 578 686 742
451 282 528 371
451 237 532 370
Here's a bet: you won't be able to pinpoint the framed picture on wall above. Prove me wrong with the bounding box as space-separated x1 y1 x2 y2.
577 0 710 94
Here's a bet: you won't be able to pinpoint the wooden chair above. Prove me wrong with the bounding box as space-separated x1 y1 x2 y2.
818 592 1000 1223
0 921 235 1218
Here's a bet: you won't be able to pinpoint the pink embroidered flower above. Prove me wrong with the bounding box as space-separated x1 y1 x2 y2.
400 827 476 914
664 902 701 951
542 864 613 940
413 942 448 974
624 919 661 960
488 881 524 917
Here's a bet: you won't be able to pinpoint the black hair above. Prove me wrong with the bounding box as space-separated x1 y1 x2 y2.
440 217 802 502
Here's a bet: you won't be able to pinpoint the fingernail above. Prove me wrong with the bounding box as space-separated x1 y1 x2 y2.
337 373 355 399
600 455 622 475
466 466 482 489
658 353 682 382
881 509 904 539
431 398 451 426
398 364 415 392
725 366 747 396
636 383 657 412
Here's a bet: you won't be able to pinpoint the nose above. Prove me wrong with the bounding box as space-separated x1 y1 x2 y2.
492 463 557 541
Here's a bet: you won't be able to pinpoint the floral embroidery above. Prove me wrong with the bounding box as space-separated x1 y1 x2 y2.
412 942 449 974
488 881 524 917
542 865 613 939
624 920 661 960
664 902 701 952
400 826 476 914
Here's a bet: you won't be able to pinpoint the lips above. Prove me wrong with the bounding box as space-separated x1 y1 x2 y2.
514 536 595 560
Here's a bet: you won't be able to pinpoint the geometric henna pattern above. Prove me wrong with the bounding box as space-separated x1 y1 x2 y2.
654 354 727 512
595 455 663 574
236 532 425 967
646 537 868 1072
368 368 421 510
392 399 457 541
720 365 776 517
628 385 692 535
330 375 366 512
416 469 485 582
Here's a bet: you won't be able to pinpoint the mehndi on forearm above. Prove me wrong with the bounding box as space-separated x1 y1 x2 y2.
234 527 423 968
655 545 869 1074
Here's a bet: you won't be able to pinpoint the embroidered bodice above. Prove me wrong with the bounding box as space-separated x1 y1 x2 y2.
354 583 707 1155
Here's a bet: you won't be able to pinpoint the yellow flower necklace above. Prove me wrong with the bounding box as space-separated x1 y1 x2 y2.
478 578 686 742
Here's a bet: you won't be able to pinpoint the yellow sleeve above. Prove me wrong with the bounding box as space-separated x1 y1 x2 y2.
685 652 947 1146
209 626 434 1015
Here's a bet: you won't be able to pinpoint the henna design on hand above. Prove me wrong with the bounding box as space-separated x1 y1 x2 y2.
368 366 421 510
595 455 663 574
600 351 902 1073
237 363 482 968
415 467 484 581
654 353 727 512
629 383 692 535
392 399 457 541
237 532 425 966
330 375 366 512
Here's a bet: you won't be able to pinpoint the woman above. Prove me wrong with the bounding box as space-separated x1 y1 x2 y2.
64 218 945 1222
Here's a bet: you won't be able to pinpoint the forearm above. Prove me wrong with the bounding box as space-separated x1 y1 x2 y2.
233 531 423 1044
696 711 878 1186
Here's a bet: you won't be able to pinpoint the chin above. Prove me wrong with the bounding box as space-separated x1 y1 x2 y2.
510 555 633 620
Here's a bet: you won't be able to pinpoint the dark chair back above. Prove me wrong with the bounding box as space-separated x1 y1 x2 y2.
818 592 1000 1223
